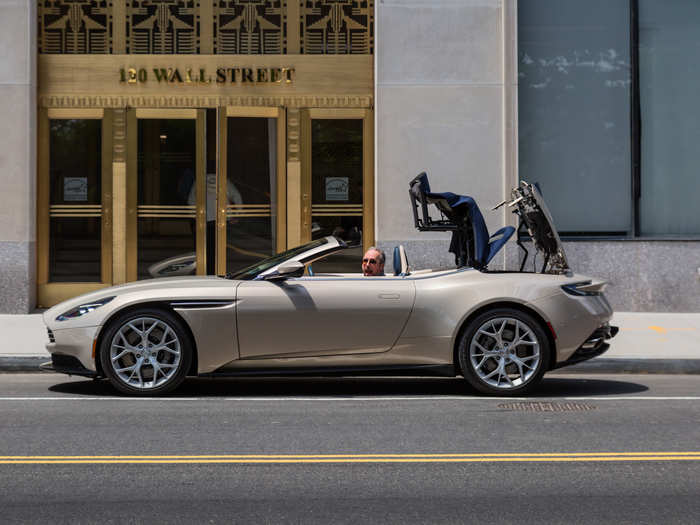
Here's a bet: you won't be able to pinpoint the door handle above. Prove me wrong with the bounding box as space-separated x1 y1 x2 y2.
378 293 400 299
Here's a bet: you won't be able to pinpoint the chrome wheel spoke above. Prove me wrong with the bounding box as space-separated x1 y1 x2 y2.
112 350 131 361
127 322 144 337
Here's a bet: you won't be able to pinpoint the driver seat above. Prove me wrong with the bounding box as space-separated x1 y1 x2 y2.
393 245 409 276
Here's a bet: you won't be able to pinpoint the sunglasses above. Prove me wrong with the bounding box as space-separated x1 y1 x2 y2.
363 258 378 264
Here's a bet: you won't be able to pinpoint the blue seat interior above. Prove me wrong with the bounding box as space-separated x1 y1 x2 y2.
409 172 515 269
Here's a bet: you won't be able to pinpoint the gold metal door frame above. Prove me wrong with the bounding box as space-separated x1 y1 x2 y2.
37 108 113 307
125 108 206 282
216 106 287 275
300 108 374 252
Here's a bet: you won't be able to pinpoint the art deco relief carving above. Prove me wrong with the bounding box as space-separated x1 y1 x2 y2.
215 1 286 54
301 0 373 54
40 95 373 109
286 108 300 161
127 0 199 54
112 109 127 163
39 0 112 54
39 1 375 55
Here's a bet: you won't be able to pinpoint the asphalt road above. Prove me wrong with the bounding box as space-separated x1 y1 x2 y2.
1 373 700 524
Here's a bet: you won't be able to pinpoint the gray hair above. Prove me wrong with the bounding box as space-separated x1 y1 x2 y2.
366 246 386 265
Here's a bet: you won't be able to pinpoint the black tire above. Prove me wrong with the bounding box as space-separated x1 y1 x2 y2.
458 308 550 396
99 308 193 396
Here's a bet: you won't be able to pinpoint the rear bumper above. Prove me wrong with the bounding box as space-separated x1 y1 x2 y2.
553 324 619 369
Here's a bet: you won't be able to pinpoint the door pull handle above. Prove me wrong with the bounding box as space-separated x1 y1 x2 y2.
378 293 400 299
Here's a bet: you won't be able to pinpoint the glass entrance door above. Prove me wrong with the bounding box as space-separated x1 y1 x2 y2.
216 107 286 275
127 109 205 281
302 109 374 272
37 109 113 307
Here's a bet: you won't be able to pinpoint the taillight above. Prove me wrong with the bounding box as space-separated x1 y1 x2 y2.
561 281 606 297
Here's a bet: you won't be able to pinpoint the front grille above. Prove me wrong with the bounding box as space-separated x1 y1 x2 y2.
47 327 55 343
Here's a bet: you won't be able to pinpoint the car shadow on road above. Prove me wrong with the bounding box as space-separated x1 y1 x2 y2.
48 375 649 397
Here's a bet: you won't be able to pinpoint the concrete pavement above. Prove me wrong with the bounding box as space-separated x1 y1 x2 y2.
0 312 699 373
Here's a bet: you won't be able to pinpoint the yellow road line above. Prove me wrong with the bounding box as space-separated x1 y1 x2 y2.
1 452 700 464
2 452 700 459
2 458 700 464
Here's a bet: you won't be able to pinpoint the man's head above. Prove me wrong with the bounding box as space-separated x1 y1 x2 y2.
362 247 386 276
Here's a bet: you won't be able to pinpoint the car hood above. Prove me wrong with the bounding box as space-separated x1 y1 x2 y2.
44 276 236 329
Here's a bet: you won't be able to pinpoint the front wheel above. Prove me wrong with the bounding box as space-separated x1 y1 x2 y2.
458 308 550 396
99 309 192 396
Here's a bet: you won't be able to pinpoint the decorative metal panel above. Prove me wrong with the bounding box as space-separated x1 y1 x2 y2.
301 0 373 54
127 0 199 54
214 1 286 54
39 0 112 54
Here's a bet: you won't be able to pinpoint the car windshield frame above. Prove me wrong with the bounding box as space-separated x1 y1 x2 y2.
226 237 341 280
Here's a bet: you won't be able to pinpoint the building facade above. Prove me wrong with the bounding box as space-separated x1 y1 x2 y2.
1 0 699 314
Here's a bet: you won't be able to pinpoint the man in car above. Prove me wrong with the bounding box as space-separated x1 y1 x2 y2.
362 247 386 276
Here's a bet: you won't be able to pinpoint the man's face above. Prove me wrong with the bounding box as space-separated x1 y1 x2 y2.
362 249 384 276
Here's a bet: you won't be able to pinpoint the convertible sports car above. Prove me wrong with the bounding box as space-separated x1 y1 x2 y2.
42 175 617 396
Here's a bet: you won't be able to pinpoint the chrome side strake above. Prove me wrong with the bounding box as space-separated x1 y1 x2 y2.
169 300 235 309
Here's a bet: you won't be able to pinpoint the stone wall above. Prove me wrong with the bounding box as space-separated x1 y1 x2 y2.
0 0 36 313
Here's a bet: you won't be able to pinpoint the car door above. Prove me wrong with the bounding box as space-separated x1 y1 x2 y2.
236 276 416 359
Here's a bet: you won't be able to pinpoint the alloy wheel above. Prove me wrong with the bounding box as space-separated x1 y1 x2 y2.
469 316 541 389
109 316 182 390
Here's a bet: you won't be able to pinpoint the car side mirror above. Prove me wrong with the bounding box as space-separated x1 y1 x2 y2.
265 260 305 281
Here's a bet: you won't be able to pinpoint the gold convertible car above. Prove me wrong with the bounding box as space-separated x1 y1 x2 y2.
42 175 617 396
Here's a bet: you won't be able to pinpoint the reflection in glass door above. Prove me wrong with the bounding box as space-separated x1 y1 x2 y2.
303 109 373 273
127 110 205 280
217 108 285 275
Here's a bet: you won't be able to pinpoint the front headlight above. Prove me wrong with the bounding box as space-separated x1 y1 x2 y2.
56 296 115 321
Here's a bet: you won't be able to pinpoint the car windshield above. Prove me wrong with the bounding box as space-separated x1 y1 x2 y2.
225 238 330 280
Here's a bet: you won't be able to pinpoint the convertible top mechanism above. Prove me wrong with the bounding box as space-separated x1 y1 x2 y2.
497 181 570 274
409 173 570 274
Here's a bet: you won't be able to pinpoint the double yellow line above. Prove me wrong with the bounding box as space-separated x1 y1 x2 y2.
2 452 700 464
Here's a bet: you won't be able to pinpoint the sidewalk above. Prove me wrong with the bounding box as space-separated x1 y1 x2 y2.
0 312 699 373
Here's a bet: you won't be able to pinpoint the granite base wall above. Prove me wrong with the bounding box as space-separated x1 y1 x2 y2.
0 241 36 314
378 239 700 312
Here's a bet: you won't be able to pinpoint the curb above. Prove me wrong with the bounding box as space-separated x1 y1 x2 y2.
553 358 700 375
0 356 50 372
2 356 700 374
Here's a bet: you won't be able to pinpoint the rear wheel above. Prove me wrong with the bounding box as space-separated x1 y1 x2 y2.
99 309 192 396
458 308 550 396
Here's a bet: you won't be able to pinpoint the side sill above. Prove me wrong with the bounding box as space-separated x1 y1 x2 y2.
201 364 456 378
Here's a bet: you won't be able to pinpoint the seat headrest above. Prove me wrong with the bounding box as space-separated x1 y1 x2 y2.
409 172 431 203
393 246 401 276
393 245 409 276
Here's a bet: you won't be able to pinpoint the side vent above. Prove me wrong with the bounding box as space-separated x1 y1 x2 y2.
170 300 235 309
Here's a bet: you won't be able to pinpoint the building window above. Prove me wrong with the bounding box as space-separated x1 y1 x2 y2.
518 0 631 236
639 0 700 235
519 0 700 237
